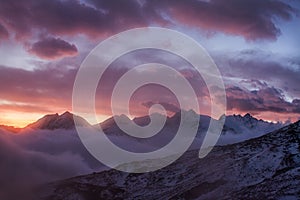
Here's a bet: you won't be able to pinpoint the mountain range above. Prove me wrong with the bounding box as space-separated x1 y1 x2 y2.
0 111 282 131
38 120 300 200
0 111 299 199
2 110 283 148
0 111 284 155
2 111 283 141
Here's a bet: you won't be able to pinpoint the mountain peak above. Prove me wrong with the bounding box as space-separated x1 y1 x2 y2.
243 113 252 118
25 111 90 130
40 116 300 200
61 111 72 116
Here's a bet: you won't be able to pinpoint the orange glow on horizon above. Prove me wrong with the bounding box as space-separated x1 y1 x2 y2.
0 112 43 128
0 111 113 128
1 109 299 129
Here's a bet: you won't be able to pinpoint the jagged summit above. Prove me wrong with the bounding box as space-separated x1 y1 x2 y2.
97 110 282 139
222 112 282 135
25 111 91 130
244 113 251 117
1 110 285 136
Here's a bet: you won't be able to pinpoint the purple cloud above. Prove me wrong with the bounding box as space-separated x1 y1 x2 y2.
0 0 296 42
29 37 78 60
142 101 180 113
0 23 8 40
0 0 151 40
149 0 296 40
226 85 300 114
0 65 76 112
215 50 300 98
0 129 97 200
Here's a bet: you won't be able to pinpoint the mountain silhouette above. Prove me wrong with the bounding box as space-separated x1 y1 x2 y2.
25 111 91 130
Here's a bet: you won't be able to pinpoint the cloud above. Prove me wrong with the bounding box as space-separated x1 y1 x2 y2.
0 0 296 42
0 126 111 199
0 23 8 40
0 48 298 123
0 65 76 111
142 101 180 113
0 0 104 39
29 37 78 60
215 50 300 98
226 85 300 114
87 0 160 29
0 0 152 40
0 130 95 200
0 102 52 113
162 0 296 40
0 64 76 126
239 79 269 89
90 49 210 116
292 99 300 113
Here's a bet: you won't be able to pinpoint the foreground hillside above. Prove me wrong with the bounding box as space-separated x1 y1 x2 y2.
39 120 300 200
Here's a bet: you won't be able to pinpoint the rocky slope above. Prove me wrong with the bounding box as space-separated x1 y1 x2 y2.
39 120 300 200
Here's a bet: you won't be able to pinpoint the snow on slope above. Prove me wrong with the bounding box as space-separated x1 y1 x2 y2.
98 111 283 147
15 110 282 147
219 113 283 144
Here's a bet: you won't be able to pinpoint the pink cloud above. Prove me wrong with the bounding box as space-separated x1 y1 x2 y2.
0 65 75 112
0 62 299 124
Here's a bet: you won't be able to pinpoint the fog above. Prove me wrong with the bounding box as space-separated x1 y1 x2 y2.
0 128 103 200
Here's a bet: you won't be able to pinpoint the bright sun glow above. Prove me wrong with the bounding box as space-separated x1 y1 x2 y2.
0 112 44 128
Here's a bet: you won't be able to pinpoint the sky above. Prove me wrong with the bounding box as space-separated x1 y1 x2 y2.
0 0 300 127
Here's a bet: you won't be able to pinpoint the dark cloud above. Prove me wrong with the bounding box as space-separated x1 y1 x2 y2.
292 99 300 113
29 37 78 60
149 0 296 40
226 85 300 114
0 0 152 40
0 0 296 42
0 0 106 39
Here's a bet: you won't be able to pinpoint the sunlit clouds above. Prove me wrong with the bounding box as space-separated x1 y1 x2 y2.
0 0 299 126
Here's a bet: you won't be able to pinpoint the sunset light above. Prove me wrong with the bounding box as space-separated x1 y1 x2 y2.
0 0 299 199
